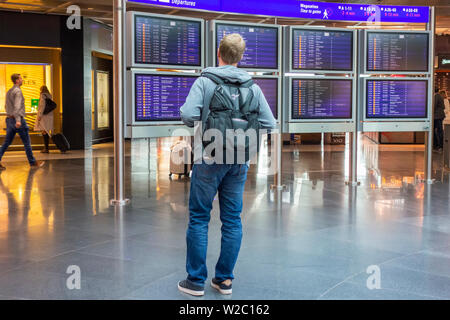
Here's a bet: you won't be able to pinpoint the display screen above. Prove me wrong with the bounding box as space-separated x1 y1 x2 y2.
216 23 278 69
135 74 197 122
292 29 353 71
366 80 427 119
367 32 429 72
134 15 202 66
252 77 278 119
291 79 352 119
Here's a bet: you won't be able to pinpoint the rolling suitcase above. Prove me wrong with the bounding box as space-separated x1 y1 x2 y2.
169 140 192 178
52 133 70 153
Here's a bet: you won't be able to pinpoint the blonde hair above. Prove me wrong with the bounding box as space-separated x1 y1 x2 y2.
218 33 246 65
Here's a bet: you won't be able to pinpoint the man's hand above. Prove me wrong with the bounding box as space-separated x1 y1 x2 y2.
15 121 21 129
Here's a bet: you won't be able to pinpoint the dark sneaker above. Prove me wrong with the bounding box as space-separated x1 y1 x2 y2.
211 278 232 295
178 280 204 296
0 163 5 171
30 161 45 169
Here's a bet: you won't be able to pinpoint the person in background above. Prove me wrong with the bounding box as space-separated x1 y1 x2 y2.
440 90 450 120
177 33 277 296
34 86 54 153
0 74 44 170
434 87 446 152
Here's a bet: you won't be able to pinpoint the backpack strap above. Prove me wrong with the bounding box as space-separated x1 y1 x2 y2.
201 72 225 86
239 79 254 89
202 72 254 88
238 87 255 116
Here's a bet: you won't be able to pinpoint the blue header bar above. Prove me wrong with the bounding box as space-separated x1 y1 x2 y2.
129 0 429 23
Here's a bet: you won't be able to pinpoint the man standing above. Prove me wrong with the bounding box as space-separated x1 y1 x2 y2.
0 74 44 170
434 87 446 152
177 34 276 296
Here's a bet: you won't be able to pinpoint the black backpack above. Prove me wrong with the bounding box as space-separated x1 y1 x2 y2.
201 72 261 164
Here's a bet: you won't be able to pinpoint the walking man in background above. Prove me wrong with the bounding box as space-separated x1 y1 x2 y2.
0 74 44 170
177 33 276 296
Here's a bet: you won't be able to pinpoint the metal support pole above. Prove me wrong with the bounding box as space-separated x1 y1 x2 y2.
425 6 436 185
346 30 359 187
425 131 434 184
111 0 129 206
271 131 286 191
346 132 360 187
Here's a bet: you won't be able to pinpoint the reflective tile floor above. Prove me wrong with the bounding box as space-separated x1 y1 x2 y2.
0 136 449 300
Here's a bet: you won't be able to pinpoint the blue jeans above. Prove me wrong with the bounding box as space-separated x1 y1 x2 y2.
186 163 249 286
0 118 36 165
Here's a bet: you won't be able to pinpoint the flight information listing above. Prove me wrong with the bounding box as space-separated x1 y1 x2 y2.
292 29 353 71
367 32 429 72
135 15 201 66
292 79 352 119
135 74 197 122
216 23 278 69
253 78 278 119
366 80 427 118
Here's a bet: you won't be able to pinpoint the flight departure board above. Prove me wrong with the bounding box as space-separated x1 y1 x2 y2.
216 22 279 69
292 29 353 71
366 80 428 119
135 74 197 122
366 32 429 72
252 77 278 119
291 79 352 119
134 14 202 67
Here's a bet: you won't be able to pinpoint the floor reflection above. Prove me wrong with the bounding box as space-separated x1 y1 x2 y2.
0 136 449 299
0 167 57 232
0 136 446 226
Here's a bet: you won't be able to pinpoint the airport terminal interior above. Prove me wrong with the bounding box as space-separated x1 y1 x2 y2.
0 0 450 300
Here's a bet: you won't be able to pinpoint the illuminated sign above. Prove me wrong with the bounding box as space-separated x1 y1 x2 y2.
0 63 52 113
129 0 429 23
439 56 450 69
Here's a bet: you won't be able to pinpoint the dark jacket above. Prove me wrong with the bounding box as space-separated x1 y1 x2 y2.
434 93 446 120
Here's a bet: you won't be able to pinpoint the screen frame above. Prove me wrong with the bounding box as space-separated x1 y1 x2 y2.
288 76 354 122
287 26 356 74
212 20 282 72
127 11 205 69
252 75 281 122
363 77 429 121
131 70 199 125
363 29 431 74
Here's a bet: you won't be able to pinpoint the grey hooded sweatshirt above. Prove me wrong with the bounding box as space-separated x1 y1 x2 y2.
180 65 277 129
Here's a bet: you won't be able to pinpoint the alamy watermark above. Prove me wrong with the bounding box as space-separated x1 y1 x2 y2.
66 265 81 290
66 5 81 30
170 122 279 174
366 265 381 290
366 5 382 28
